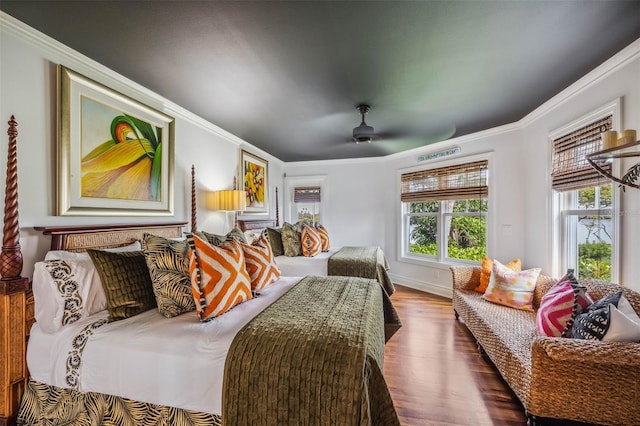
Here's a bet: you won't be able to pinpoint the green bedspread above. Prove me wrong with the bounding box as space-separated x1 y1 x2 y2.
327 246 395 296
223 275 401 426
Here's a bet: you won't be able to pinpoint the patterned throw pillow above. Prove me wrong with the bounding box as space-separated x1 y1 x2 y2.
265 227 284 257
86 249 156 322
536 271 592 337
571 292 623 340
142 233 195 318
281 222 303 257
239 234 281 292
301 225 322 257
482 260 541 311
188 235 252 321
475 256 521 293
316 225 330 252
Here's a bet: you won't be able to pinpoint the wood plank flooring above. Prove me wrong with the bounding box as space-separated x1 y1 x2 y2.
382 285 591 426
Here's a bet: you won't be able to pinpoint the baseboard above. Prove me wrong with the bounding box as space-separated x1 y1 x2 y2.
389 273 452 299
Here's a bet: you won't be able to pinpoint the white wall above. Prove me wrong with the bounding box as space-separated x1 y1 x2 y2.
0 14 284 279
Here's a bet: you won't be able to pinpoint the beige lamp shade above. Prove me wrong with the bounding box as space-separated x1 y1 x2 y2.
207 190 246 212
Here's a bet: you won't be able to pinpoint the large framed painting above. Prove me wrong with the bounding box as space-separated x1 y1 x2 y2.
240 150 268 214
57 65 174 216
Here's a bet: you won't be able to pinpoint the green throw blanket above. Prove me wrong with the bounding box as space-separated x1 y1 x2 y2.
223 275 401 426
327 246 395 296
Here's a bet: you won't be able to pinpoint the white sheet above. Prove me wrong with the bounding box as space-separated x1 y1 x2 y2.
27 276 301 415
275 248 339 277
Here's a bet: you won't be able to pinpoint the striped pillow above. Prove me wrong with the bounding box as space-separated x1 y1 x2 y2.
239 234 281 292
301 225 322 257
188 235 252 321
316 225 330 252
536 271 592 337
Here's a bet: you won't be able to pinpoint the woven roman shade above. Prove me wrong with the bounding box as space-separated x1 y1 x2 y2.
551 115 612 191
401 160 488 202
294 186 321 203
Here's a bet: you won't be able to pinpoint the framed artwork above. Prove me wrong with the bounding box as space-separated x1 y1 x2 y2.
240 150 268 214
57 66 174 216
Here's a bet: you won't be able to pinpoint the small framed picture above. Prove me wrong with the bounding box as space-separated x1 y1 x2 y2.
240 150 268 214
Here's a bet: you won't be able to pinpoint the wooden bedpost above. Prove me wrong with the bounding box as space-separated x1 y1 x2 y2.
275 187 280 227
0 116 30 426
191 165 197 233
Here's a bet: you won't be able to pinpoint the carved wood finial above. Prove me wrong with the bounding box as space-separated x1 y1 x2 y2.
191 165 197 233
275 187 280 227
1 116 23 280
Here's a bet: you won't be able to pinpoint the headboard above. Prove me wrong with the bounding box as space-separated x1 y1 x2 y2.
237 219 276 232
34 222 187 251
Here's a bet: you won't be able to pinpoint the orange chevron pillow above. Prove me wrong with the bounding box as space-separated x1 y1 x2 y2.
316 225 330 252
239 234 281 292
188 235 252 321
301 225 322 257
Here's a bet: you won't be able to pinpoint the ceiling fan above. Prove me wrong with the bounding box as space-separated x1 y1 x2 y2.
352 104 377 144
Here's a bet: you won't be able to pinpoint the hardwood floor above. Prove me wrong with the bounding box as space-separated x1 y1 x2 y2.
383 285 593 426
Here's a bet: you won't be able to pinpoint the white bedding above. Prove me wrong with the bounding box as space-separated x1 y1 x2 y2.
27 276 301 415
275 248 339 277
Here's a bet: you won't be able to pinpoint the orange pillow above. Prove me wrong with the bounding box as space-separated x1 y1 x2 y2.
301 226 322 257
474 256 521 293
239 234 281 292
188 235 252 321
316 225 330 252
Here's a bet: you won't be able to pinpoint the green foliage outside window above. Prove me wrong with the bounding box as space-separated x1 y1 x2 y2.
409 199 487 261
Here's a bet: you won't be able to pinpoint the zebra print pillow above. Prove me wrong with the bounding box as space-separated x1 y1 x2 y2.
142 233 195 318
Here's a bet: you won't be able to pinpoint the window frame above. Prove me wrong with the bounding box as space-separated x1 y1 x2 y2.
549 98 621 282
283 175 326 225
398 152 494 267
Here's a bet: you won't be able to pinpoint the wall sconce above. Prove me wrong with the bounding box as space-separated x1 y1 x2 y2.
206 189 246 231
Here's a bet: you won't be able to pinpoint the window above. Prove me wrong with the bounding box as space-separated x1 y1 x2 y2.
401 159 488 263
293 186 321 226
551 104 620 282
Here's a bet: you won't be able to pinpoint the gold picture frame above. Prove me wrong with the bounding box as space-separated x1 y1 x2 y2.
57 66 174 216
240 150 268 214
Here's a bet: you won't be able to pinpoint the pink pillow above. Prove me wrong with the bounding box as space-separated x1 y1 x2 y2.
537 272 593 337
482 260 541 311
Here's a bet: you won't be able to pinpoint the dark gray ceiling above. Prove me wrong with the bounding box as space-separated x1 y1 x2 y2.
2 1 639 162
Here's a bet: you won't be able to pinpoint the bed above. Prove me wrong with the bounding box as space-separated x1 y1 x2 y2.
0 119 401 425
238 219 396 296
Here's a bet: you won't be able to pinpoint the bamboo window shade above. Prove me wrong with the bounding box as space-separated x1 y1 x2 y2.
551 115 612 191
294 186 321 203
401 160 488 202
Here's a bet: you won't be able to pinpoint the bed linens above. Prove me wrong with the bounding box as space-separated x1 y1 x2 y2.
224 275 400 425
26 276 301 416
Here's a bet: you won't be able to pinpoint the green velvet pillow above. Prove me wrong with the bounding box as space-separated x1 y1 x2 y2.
266 227 284 257
281 222 303 257
87 249 156 322
142 233 195 318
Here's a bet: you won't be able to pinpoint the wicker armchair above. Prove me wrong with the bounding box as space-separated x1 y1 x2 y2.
451 265 640 426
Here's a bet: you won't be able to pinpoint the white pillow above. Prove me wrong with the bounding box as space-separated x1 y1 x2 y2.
35 241 141 333
32 258 107 333
243 229 262 244
602 295 640 342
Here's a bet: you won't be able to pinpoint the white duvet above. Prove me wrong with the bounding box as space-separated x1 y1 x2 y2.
275 248 339 277
27 276 301 415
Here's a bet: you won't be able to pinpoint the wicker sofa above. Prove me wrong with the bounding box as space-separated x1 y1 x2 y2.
450 265 640 426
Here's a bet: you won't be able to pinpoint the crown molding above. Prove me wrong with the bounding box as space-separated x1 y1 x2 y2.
0 12 248 149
